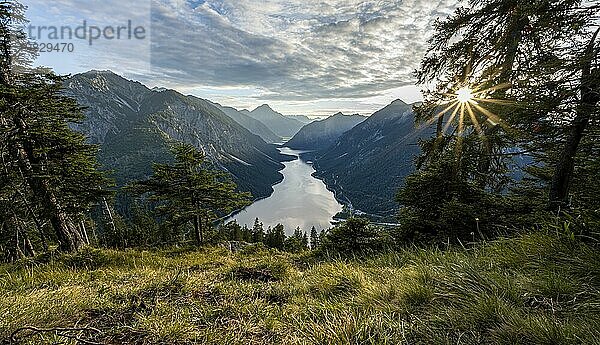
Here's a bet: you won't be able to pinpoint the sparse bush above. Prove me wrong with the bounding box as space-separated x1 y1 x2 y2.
228 260 291 282
61 247 111 269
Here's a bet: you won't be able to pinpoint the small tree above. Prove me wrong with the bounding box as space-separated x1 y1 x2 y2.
252 218 265 243
129 142 250 245
284 227 308 253
310 226 319 249
320 218 385 255
265 224 285 250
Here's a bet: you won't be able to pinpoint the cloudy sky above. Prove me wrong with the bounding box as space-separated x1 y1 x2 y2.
23 0 458 116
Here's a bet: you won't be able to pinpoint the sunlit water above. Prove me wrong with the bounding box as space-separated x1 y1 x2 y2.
230 148 343 235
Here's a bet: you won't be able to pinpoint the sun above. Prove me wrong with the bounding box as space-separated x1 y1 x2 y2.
456 86 473 103
425 82 513 148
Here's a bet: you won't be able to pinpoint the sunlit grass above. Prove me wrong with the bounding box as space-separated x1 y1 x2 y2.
1 233 599 344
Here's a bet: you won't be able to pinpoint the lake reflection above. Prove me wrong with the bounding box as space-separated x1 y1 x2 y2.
230 148 343 235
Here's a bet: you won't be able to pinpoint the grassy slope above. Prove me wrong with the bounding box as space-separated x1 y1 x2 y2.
1 232 599 344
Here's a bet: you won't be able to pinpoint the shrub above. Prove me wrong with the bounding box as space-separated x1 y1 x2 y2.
318 218 390 256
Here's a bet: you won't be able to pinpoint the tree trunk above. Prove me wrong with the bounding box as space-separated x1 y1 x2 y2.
18 189 48 251
1 219 24 262
13 139 85 252
101 197 117 236
549 29 600 210
193 215 203 245
19 227 36 257
79 220 90 245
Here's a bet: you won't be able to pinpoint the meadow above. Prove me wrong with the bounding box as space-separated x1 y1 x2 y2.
1 230 599 344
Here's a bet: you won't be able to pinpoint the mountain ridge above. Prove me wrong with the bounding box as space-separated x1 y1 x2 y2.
309 99 431 219
247 104 305 138
211 102 281 143
65 70 291 199
285 112 366 151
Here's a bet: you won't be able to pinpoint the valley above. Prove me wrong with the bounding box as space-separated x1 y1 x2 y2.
65 71 294 199
65 70 426 224
230 148 343 235
3 1 600 343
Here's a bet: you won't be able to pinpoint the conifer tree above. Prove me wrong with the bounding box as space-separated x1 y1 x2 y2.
252 218 264 243
265 224 285 250
129 142 251 245
310 226 319 249
319 218 383 254
0 0 111 253
400 0 600 241
284 227 308 253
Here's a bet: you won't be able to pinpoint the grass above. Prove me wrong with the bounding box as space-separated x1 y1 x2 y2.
1 232 599 344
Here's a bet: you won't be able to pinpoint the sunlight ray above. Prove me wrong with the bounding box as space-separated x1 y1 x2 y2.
443 103 461 133
428 100 459 125
466 102 482 134
472 97 514 105
470 102 504 127
454 104 465 162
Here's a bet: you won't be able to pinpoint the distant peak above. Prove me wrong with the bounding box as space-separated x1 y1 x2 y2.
332 112 345 116
390 99 409 106
255 104 273 111
82 69 117 76
75 70 129 84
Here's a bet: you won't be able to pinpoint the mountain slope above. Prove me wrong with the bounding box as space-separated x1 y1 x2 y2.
288 115 314 124
66 70 290 199
285 113 366 150
213 103 281 143
247 104 305 138
311 100 431 219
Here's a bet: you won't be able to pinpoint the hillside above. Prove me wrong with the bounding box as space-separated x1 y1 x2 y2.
247 105 305 138
288 115 314 124
311 100 431 219
213 103 281 143
285 112 366 150
2 232 599 344
65 70 290 199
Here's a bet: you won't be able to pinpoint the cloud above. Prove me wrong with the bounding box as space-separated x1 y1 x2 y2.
149 0 458 101
24 0 459 111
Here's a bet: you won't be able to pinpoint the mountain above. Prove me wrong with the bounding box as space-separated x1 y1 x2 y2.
247 104 305 138
285 112 366 150
288 115 314 124
212 103 281 143
65 70 291 199
310 100 431 219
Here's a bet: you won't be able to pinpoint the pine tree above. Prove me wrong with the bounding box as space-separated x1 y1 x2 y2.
400 0 600 240
319 218 383 254
266 224 285 250
128 142 250 245
0 1 111 253
252 218 264 243
284 227 308 253
310 226 319 249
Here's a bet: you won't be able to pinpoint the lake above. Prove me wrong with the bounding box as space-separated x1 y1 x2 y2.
230 147 343 235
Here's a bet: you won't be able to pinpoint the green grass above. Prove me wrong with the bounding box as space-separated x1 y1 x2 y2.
1 232 600 344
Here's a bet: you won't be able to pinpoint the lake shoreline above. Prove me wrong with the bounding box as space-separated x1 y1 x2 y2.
227 147 344 234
